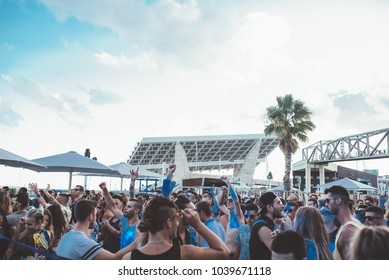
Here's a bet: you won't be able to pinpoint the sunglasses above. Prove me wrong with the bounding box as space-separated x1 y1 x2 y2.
244 214 255 219
284 208 295 213
227 199 233 203
364 216 380 221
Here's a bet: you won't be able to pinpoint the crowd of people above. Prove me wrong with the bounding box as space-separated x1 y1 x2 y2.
1 163 389 260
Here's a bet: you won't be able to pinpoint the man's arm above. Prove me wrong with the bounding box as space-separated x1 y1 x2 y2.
258 226 274 251
338 224 360 260
129 168 139 199
98 182 123 219
41 183 62 206
93 238 139 260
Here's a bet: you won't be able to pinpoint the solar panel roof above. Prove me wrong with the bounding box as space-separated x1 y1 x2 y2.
128 134 279 172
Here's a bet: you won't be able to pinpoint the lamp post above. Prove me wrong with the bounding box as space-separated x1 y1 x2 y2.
267 172 273 189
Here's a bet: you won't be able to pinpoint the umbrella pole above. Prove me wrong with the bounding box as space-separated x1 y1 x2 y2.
120 177 123 191
69 170 73 191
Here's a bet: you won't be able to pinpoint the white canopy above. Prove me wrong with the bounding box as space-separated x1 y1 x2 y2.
317 177 377 193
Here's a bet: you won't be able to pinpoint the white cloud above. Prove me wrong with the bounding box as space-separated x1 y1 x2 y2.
94 51 157 71
86 88 122 105
1 74 91 121
0 98 23 127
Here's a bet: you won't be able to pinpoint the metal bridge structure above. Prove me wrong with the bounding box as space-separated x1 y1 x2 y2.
299 128 389 192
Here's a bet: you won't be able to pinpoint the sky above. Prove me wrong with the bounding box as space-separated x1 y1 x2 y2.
1 0 389 190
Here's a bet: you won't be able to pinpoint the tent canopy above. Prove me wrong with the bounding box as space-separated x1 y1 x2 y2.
317 177 377 193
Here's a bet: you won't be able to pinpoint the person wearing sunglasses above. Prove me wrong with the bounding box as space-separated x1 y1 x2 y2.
235 203 258 259
284 201 299 225
364 206 386 227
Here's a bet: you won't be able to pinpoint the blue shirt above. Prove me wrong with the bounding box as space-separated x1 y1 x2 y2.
200 218 225 247
305 240 318 260
235 224 251 260
58 231 103 260
120 215 138 249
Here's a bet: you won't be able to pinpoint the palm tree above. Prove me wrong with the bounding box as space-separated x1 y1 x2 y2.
264 94 315 192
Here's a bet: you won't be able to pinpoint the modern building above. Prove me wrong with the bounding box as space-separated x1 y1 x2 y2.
128 134 279 186
292 160 378 193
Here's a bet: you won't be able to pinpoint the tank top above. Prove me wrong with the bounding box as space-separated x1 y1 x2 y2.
249 215 274 260
333 219 363 260
131 242 181 260
103 217 121 253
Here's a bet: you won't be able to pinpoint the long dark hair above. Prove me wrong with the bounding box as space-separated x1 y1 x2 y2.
0 209 12 238
47 204 66 240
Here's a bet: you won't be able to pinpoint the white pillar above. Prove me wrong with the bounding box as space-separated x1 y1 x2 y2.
305 164 311 193
319 165 325 185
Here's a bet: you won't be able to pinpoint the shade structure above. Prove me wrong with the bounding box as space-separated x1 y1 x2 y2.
0 147 46 171
316 177 377 193
31 151 120 190
78 162 161 190
109 162 161 178
182 177 226 188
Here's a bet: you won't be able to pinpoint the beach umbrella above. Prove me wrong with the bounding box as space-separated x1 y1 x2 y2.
0 147 46 171
31 151 120 190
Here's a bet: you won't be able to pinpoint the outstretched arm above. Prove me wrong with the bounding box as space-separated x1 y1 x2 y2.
99 182 123 220
129 168 139 199
162 163 176 197
217 186 229 216
43 184 60 206
221 176 244 227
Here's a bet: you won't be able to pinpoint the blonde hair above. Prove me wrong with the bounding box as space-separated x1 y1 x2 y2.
294 206 333 260
350 226 389 260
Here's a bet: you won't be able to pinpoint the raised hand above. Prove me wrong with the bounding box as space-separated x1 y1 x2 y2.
168 163 176 174
98 182 108 192
28 183 38 192
221 175 230 184
181 208 201 228
130 167 139 181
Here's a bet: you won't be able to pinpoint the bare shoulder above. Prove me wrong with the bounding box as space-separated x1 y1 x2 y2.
340 223 360 241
